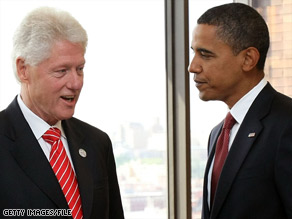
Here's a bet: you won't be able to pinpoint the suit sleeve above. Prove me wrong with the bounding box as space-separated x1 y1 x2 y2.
105 134 125 219
275 118 292 217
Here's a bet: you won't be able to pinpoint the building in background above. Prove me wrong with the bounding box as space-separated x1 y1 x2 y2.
254 0 292 96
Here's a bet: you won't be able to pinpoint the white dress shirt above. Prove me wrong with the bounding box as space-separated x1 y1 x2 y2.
207 78 267 208
17 95 75 171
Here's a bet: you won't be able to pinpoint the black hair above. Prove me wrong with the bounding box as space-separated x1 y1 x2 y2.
197 3 270 70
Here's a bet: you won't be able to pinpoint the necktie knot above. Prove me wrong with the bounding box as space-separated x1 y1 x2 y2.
223 112 236 130
42 127 61 145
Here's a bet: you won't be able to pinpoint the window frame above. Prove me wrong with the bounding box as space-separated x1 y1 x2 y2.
165 0 191 218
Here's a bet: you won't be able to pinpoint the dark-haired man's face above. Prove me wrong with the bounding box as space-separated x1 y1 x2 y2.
188 24 247 108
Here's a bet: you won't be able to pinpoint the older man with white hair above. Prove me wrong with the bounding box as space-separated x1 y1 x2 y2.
0 7 124 219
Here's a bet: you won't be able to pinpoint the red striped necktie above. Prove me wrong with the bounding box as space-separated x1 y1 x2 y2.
43 127 83 219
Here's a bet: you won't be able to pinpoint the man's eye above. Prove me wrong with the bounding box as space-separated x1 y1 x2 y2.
200 52 211 58
53 69 67 78
58 69 67 73
77 67 84 75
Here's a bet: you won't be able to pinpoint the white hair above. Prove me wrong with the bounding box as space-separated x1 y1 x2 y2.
12 7 88 81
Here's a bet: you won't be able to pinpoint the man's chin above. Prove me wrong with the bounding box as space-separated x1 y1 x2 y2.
199 93 209 102
198 92 217 102
58 111 75 121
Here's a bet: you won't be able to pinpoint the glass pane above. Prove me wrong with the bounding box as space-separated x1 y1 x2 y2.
0 1 167 218
188 1 233 218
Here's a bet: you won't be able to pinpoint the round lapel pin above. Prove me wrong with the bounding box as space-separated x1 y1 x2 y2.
79 148 87 158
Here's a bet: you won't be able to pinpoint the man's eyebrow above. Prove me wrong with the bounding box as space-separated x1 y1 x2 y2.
196 47 214 55
190 47 215 57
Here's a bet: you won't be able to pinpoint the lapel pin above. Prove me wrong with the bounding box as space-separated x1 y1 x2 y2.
79 148 87 158
248 132 256 138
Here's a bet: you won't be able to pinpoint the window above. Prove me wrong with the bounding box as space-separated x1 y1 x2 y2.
0 1 167 218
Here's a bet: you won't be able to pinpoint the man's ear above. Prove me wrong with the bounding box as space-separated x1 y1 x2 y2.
241 47 260 71
16 57 29 82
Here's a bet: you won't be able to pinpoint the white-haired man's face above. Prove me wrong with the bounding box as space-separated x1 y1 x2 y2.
18 40 85 125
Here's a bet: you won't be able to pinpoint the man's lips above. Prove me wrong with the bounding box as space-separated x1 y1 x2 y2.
61 95 75 102
194 79 207 85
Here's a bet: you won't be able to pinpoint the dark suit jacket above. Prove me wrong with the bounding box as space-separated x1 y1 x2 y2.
0 97 124 219
202 83 292 219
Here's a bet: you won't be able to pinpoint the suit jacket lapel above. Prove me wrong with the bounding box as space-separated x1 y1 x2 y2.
62 120 94 219
210 83 275 219
5 98 69 212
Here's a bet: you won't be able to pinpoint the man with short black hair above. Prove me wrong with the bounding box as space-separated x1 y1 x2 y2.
189 3 292 219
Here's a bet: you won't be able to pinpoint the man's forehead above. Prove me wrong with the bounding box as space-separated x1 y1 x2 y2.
191 24 226 47
191 25 214 45
192 24 217 36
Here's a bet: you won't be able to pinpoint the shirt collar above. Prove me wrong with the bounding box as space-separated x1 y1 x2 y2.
230 78 267 124
17 95 66 140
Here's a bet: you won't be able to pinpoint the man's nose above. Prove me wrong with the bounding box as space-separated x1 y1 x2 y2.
188 55 202 74
67 70 83 90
